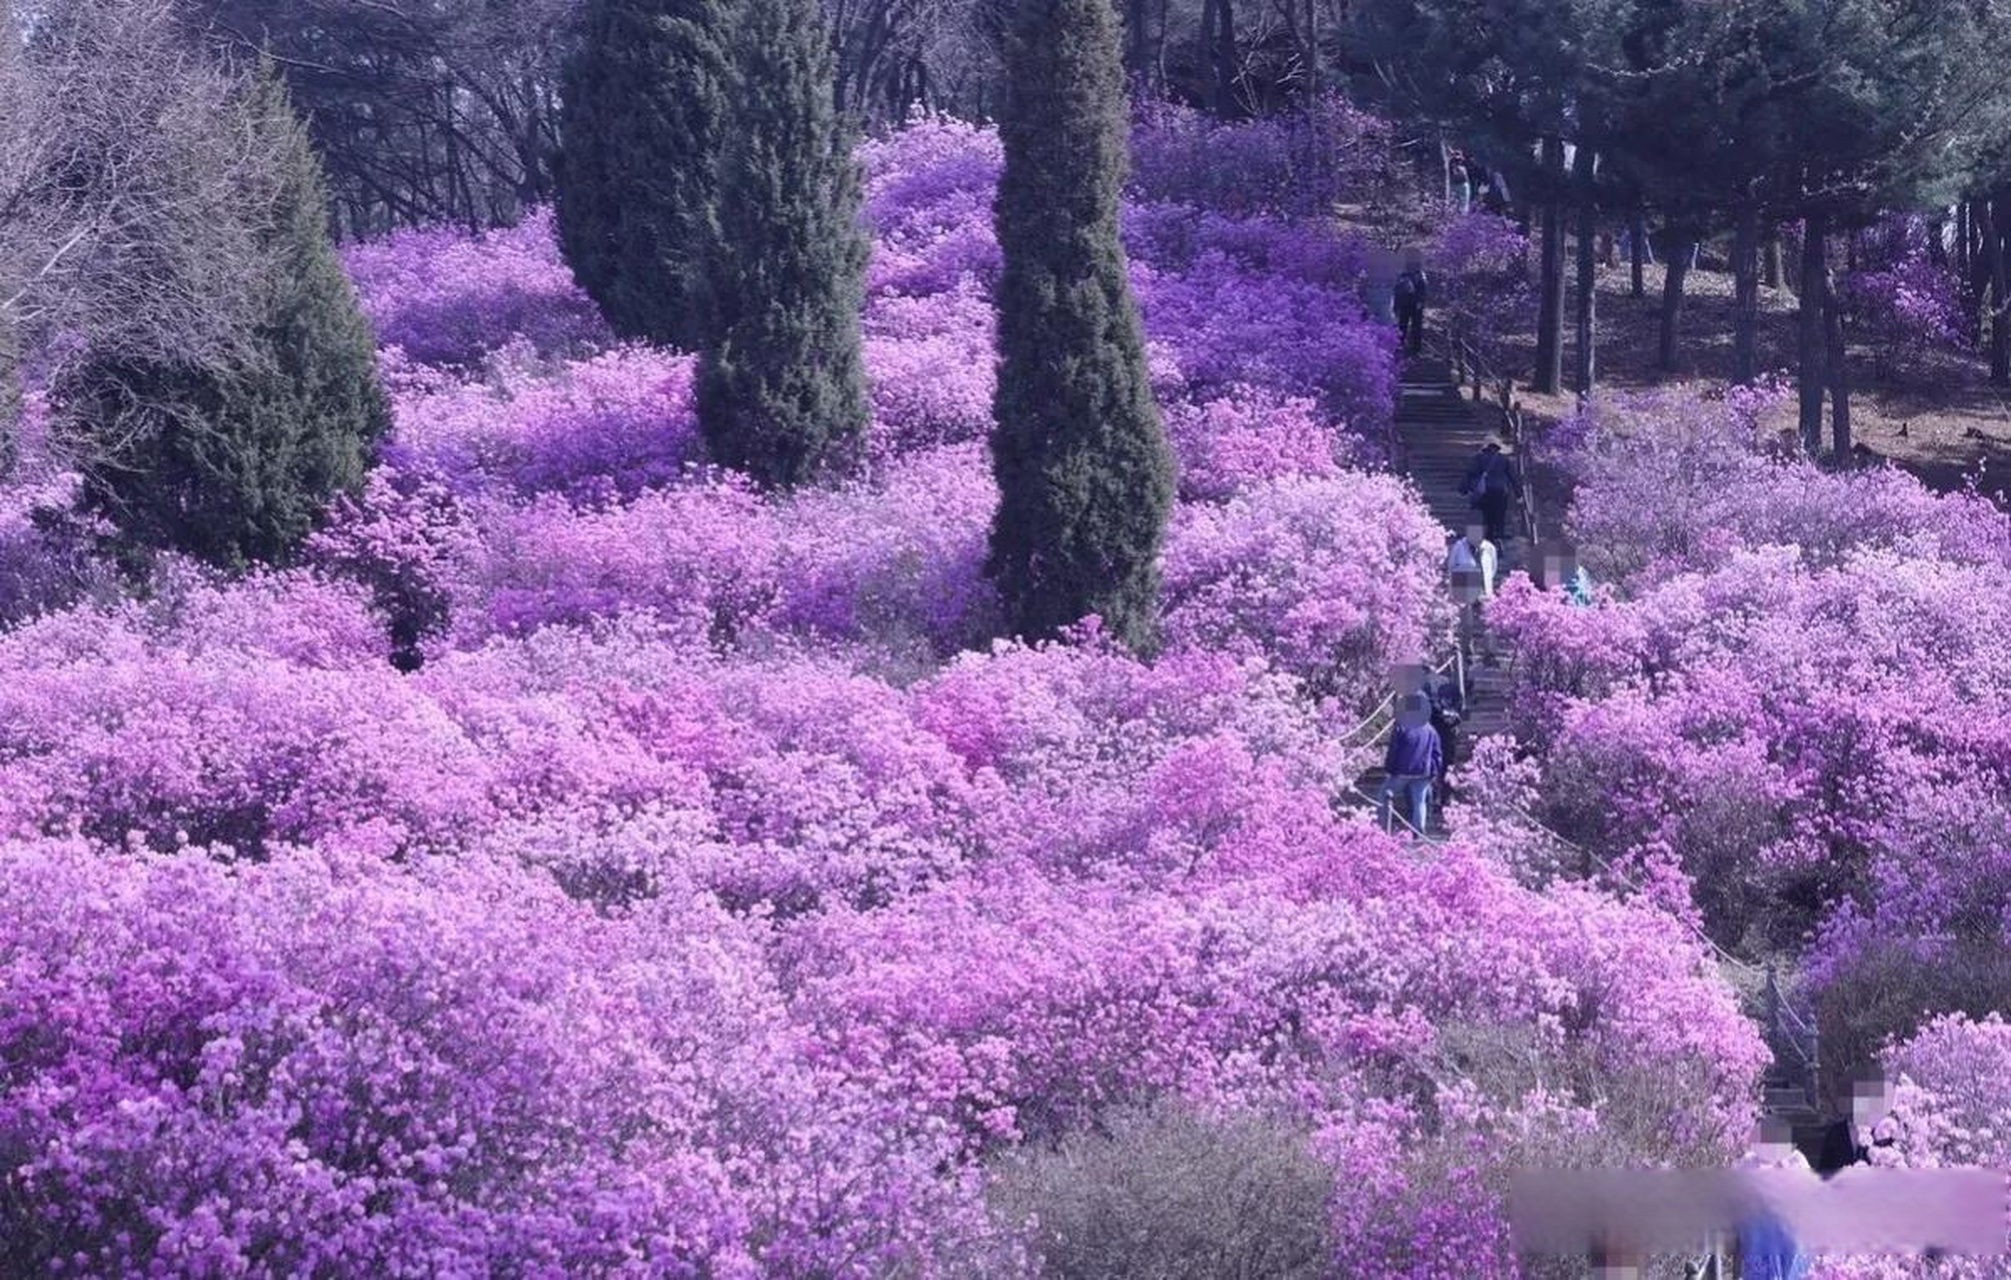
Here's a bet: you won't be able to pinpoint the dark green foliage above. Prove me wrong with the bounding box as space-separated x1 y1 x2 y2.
694 0 869 489
987 0 1174 654
66 69 388 571
0 312 18 480
556 0 729 352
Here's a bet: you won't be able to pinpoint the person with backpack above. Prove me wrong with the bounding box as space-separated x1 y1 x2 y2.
1393 254 1429 355
1459 439 1521 545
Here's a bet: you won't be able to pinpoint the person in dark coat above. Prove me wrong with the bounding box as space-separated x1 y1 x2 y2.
1429 681 1461 815
1460 439 1522 545
1393 254 1430 355
1815 1066 1895 1177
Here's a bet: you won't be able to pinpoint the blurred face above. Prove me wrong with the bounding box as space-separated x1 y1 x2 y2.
1395 694 1431 729
1752 1116 1794 1162
1852 1072 1894 1129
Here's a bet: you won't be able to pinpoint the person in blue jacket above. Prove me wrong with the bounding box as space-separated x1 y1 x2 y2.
1379 692 1442 835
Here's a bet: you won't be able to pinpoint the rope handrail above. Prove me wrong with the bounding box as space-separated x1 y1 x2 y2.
1426 317 1540 547
1339 640 1467 748
1384 345 1817 1102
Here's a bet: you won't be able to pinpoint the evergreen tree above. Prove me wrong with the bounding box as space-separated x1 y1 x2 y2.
987 0 1174 654
694 0 869 488
66 66 388 570
556 0 729 352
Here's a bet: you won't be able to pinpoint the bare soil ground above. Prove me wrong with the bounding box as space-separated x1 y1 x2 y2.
1486 255 2011 506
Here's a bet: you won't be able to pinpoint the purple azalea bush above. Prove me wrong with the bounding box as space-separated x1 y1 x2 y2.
1487 386 2011 1089
0 114 1791 1273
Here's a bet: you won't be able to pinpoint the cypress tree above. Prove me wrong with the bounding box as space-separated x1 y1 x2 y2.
66 67 389 570
987 0 1174 654
694 0 869 488
556 0 728 352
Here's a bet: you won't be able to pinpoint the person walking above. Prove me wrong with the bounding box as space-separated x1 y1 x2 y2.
1446 523 1497 602
1446 523 1497 673
1815 1066 1896 1177
1428 679 1462 816
1537 540 1595 606
1393 254 1430 356
1378 692 1441 835
1449 155 1473 215
1732 1125 1816 1280
1459 439 1521 546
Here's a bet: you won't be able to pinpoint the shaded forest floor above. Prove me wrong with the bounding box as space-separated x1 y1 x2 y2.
1487 254 2011 506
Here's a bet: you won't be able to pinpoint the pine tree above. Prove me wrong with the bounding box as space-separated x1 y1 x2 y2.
67 66 389 570
987 0 1174 654
694 0 869 489
556 0 729 352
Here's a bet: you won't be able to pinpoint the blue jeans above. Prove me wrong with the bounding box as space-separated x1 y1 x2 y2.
1379 774 1431 834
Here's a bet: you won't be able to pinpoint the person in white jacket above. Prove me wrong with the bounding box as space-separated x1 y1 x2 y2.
1447 523 1497 601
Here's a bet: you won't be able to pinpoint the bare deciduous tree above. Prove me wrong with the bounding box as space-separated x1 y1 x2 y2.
2 0 284 473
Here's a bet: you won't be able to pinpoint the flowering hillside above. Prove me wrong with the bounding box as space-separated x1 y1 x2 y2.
0 116 1769 1275
1479 387 2011 1239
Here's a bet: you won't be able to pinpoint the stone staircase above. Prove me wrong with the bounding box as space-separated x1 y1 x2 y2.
1359 354 1834 1179
1351 357 1522 831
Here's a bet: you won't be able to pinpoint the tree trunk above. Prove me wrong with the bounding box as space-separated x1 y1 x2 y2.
1731 205 1761 384
1532 135 1566 394
0 307 17 480
1203 0 1238 116
1629 213 1646 299
1573 144 1597 397
1657 227 1693 373
1798 212 1828 454
1763 226 1785 291
1302 0 1319 99
1928 210 1949 268
1125 0 1150 84
1991 187 2010 387
1966 197 1994 319
1823 259 1850 458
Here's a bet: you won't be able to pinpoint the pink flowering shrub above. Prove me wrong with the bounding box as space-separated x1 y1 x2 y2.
343 208 609 367
1490 384 2011 972
861 283 996 459
1426 212 1534 377
1163 474 1453 701
0 840 1010 1276
1551 382 2010 585
383 344 702 499
1127 96 1400 219
775 443 1000 657
1163 386 1361 500
1835 213 1972 380
461 477 783 643
1131 254 1397 441
0 111 1795 1273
